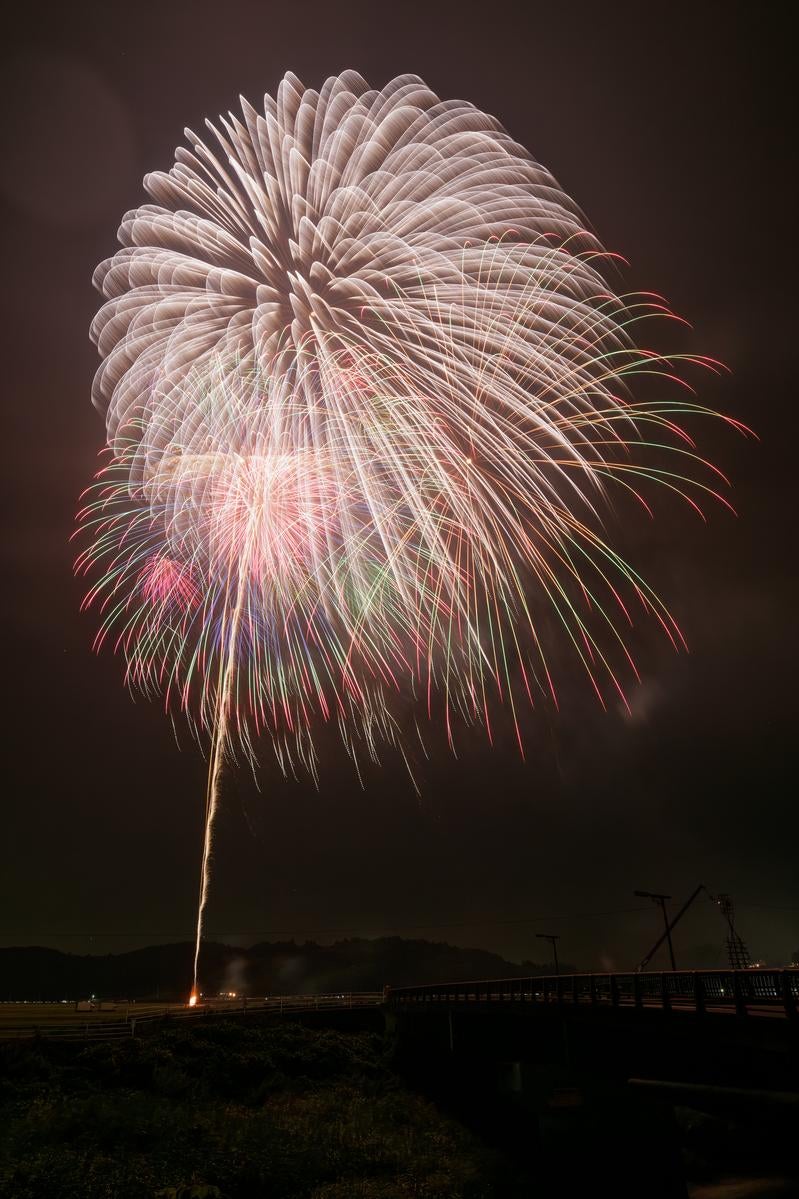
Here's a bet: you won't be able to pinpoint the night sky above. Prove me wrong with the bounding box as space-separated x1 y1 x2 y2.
1 1 794 972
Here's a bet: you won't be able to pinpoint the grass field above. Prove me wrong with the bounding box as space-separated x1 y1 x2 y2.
0 1002 185 1035
0 995 381 1038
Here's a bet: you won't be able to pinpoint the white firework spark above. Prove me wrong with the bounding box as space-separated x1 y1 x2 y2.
76 71 739 993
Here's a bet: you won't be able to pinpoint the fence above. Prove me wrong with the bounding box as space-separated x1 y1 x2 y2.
0 992 383 1041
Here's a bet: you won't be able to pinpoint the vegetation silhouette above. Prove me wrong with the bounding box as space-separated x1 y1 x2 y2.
0 1019 528 1198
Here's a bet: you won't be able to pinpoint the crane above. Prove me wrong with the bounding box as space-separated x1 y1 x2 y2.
635 885 754 972
636 884 708 972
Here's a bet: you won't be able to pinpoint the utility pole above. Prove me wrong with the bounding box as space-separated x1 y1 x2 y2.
635 891 677 971
536 933 561 975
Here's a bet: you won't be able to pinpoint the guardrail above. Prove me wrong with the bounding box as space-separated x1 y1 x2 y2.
387 969 799 1020
0 992 383 1041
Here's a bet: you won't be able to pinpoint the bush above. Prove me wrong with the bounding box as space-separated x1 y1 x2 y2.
0 1022 519 1198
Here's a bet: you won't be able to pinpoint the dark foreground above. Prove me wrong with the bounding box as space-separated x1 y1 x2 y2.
2 1016 797 1198
0 1019 527 1198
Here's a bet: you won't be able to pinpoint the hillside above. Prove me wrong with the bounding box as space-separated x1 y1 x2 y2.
0 937 568 1002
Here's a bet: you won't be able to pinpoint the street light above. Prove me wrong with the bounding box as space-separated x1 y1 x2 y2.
536 933 561 975
635 890 677 971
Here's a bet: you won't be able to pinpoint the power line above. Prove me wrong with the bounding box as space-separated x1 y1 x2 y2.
3 897 788 943
0 904 657 940
737 904 799 912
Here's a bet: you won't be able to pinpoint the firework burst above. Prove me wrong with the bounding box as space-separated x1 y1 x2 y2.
75 72 743 992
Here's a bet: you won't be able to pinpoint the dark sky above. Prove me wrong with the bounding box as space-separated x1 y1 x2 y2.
0 0 795 972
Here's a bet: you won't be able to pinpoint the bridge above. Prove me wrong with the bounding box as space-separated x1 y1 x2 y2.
386 965 799 1020
385 969 799 1197
5 967 798 1040
385 967 799 1089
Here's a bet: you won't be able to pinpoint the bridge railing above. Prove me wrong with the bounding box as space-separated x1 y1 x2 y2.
386 968 799 1019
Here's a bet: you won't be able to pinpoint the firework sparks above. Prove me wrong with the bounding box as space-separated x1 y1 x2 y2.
75 72 742 994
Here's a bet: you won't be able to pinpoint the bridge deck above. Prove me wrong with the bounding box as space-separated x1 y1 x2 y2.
387 968 799 1020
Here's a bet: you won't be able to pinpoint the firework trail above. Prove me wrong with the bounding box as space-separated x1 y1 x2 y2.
193 553 248 990
75 72 742 997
